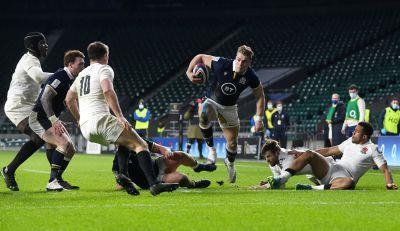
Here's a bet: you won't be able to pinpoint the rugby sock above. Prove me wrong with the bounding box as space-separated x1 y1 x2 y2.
226 148 237 163
116 146 130 175
112 154 119 173
46 148 55 166
7 140 41 174
311 185 326 190
50 149 64 182
200 127 214 147
137 150 159 186
58 157 71 180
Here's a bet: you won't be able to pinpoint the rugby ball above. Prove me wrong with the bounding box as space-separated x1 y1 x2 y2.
192 63 209 84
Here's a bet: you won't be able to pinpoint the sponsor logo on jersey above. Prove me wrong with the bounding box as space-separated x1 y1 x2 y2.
221 83 237 95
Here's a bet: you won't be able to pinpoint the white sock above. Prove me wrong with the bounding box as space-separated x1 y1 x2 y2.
279 170 292 184
311 185 325 190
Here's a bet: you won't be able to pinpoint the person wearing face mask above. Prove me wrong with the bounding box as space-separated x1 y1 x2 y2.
133 99 151 138
324 93 346 148
379 98 400 136
342 85 366 138
265 100 277 139
272 101 290 148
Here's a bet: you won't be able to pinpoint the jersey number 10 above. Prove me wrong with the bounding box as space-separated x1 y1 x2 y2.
80 75 91 96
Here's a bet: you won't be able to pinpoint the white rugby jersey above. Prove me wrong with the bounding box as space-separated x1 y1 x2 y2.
269 148 314 177
70 63 114 125
5 52 51 114
337 138 386 183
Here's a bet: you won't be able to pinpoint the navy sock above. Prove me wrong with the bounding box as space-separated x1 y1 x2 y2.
7 140 42 173
137 150 158 186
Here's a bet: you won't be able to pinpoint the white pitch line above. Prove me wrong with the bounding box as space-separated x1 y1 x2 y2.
22 169 48 174
2 201 400 210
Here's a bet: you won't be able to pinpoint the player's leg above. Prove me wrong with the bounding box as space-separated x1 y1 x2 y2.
197 139 204 159
198 99 217 164
42 127 77 191
164 151 216 173
116 127 179 195
186 138 194 153
329 177 354 190
1 118 45 191
222 126 239 183
269 150 330 189
163 172 211 189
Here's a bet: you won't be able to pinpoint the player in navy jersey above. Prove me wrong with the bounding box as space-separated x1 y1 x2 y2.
29 50 85 191
186 45 265 183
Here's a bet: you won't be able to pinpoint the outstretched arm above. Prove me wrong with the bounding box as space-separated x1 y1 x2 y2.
252 84 265 132
379 163 398 190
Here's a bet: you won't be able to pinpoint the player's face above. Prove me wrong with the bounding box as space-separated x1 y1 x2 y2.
265 150 278 166
38 39 48 57
235 52 251 74
351 125 366 144
70 57 85 77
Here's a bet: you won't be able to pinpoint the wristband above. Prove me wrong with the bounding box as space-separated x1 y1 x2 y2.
49 115 59 124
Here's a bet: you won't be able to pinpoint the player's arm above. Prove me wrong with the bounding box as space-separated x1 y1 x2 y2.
186 54 213 82
65 87 80 124
314 146 343 157
26 66 52 84
252 84 265 131
41 84 67 134
145 140 172 157
379 163 398 190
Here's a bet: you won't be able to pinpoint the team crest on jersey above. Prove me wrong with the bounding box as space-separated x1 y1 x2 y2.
239 77 246 85
221 83 237 95
361 147 368 154
224 72 228 76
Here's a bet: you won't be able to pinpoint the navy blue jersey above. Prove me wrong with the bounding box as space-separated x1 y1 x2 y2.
207 57 260 106
33 68 74 119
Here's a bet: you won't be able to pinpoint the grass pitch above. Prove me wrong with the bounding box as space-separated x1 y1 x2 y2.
0 150 399 230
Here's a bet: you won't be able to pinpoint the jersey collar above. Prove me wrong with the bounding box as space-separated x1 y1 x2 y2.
64 67 74 80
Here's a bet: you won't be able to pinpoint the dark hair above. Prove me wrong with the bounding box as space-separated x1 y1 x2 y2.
261 139 281 157
64 50 85 67
24 32 45 53
87 41 109 61
348 84 359 90
358 122 373 139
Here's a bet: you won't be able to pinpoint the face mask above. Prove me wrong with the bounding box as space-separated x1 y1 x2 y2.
267 103 273 110
277 105 283 111
139 104 144 110
392 103 399 110
331 99 338 105
349 92 357 99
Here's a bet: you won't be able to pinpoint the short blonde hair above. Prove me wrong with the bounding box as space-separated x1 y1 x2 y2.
237 45 254 59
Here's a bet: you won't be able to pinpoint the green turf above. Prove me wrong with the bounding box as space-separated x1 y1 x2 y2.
0 151 399 230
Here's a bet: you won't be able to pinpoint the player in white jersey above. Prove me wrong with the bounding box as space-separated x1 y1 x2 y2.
65 41 178 196
250 140 332 189
265 122 398 190
1 32 53 191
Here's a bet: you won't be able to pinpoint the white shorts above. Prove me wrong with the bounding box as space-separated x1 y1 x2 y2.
201 98 239 129
320 162 353 185
80 114 124 146
4 101 32 126
28 112 50 137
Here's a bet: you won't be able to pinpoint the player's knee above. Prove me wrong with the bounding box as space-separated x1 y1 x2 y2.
130 141 148 153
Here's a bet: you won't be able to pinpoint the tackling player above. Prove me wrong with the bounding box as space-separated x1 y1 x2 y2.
2 32 53 191
186 45 265 183
265 122 398 190
65 41 178 196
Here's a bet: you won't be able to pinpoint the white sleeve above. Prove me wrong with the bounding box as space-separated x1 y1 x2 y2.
372 146 387 168
70 78 78 93
269 165 281 177
338 138 351 153
99 66 114 82
358 98 366 122
26 66 52 84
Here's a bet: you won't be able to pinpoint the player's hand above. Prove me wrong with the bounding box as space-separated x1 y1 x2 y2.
288 150 303 159
191 73 204 84
117 116 130 130
159 146 173 158
255 120 263 132
386 183 398 190
53 120 67 136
